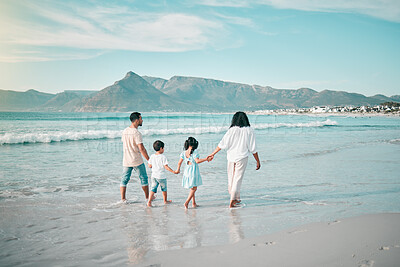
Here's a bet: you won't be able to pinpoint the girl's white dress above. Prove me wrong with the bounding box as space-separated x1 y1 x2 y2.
180 151 203 189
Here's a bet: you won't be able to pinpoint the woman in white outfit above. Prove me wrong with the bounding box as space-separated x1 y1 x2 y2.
208 111 261 208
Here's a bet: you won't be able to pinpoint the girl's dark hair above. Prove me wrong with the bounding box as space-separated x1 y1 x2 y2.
184 137 198 155
230 111 250 128
153 140 164 152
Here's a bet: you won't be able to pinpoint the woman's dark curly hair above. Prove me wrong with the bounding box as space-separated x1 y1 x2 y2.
184 137 199 155
230 111 250 128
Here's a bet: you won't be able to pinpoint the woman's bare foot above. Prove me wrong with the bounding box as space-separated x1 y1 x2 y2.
164 200 172 204
192 203 199 208
147 202 153 207
184 202 189 209
229 200 240 208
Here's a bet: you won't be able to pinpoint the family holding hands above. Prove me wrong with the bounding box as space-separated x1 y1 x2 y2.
120 111 261 209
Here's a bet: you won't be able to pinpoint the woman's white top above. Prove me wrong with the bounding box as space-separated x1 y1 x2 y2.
218 126 257 162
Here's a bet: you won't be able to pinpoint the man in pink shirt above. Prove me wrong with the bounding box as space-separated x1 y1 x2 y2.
120 112 150 203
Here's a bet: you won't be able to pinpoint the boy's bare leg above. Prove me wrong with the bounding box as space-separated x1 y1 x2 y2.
162 191 172 204
147 191 155 207
120 186 127 201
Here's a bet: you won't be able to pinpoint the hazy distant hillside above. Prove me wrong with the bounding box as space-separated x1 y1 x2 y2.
38 91 87 112
0 89 54 111
74 72 193 112
388 95 400 102
302 90 382 107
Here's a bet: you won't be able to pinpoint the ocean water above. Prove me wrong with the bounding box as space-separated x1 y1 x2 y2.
1 112 399 266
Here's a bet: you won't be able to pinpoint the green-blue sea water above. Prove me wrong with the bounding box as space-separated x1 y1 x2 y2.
1 112 399 265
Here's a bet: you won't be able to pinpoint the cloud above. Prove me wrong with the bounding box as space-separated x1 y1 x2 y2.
195 0 250 7
263 0 400 22
202 0 400 22
0 47 105 63
0 1 226 62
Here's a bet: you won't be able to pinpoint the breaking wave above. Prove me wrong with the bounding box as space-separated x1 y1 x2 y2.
0 119 337 145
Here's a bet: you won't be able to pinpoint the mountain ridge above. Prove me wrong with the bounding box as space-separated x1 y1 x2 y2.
0 72 398 112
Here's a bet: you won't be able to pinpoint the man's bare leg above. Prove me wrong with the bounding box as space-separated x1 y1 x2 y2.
120 186 127 201
142 185 149 200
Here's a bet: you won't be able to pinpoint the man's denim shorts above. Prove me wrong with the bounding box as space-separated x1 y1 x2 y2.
121 163 148 187
150 178 167 193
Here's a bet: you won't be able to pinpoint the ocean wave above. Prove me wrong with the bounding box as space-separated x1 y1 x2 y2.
253 119 337 129
0 120 337 145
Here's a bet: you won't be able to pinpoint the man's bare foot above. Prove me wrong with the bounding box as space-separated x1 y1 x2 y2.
147 202 152 207
184 202 189 209
164 200 172 204
192 203 199 208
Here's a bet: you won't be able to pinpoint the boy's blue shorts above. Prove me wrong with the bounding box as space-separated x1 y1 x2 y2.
150 178 167 193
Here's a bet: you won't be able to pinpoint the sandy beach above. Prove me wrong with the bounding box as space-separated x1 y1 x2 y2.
137 213 400 267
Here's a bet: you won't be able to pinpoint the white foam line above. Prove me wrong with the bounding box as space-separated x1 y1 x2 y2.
0 120 337 145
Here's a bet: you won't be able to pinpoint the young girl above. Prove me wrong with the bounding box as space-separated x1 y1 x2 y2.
176 137 209 209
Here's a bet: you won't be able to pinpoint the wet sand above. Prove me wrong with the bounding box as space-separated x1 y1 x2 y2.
137 213 400 267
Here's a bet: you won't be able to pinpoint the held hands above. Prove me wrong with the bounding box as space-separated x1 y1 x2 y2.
207 155 214 162
174 170 180 174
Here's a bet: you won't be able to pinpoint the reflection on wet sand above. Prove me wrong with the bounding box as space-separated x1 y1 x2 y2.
183 208 202 248
124 205 206 264
229 209 244 243
123 204 247 264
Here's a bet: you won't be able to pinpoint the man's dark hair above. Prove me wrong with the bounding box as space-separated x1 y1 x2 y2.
230 111 250 128
130 112 141 122
153 140 164 152
184 137 198 155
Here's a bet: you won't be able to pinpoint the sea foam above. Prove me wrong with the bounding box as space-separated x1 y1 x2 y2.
0 120 337 145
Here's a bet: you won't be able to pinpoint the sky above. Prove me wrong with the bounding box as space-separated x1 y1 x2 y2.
0 0 399 97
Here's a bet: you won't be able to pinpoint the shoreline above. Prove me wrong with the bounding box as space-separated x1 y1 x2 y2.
137 213 400 267
248 111 400 117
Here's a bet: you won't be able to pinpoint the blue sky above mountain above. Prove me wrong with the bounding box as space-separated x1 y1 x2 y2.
0 0 399 96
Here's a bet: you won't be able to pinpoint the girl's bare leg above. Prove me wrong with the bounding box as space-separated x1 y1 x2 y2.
184 187 197 209
192 194 199 208
192 194 196 207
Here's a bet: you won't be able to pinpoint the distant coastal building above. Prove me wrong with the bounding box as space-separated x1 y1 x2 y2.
251 103 400 115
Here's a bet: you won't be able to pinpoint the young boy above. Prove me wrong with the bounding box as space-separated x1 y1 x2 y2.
147 140 178 207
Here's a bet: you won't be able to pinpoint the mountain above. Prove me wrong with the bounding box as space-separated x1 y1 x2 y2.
0 89 54 111
38 91 89 112
143 75 388 110
302 90 382 107
389 95 400 102
74 72 192 112
1 72 398 112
